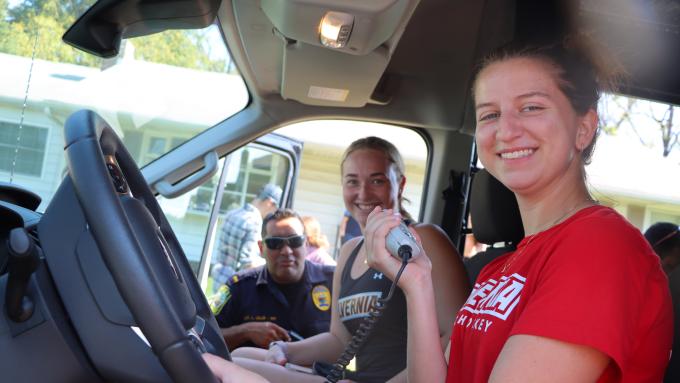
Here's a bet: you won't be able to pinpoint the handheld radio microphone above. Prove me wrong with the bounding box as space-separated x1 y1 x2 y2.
385 221 420 261
325 218 417 383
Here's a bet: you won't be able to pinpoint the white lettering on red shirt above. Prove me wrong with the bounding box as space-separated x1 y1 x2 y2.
460 273 525 321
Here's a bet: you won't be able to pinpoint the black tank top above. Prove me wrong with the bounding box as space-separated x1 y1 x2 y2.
338 240 407 382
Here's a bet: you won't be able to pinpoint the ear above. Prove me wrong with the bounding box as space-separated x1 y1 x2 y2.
575 108 599 151
258 240 264 254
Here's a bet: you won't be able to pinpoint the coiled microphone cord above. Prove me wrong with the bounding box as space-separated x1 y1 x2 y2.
325 258 409 383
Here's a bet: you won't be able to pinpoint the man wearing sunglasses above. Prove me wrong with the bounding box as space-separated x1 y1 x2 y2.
214 209 335 350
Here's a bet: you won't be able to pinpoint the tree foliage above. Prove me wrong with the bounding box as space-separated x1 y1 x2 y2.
1 0 101 66
1 0 230 72
649 104 679 157
130 31 228 72
599 95 679 157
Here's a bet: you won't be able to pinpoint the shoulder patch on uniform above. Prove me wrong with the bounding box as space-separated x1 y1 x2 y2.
209 284 231 315
231 275 239 284
312 285 331 311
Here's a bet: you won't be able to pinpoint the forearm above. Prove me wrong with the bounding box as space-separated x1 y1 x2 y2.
222 323 254 349
285 332 346 366
404 280 447 383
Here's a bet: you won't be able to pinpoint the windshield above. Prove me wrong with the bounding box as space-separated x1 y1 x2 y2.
0 0 248 211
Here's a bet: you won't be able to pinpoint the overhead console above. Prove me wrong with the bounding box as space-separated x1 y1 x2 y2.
236 0 422 107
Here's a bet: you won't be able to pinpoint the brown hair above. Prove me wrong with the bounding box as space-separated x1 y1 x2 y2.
262 208 305 237
302 216 330 249
472 36 623 164
340 136 413 220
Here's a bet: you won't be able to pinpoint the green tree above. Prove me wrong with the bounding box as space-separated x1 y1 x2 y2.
0 0 8 19
131 31 228 72
1 0 102 67
649 104 679 157
1 0 230 72
600 95 679 157
8 0 93 26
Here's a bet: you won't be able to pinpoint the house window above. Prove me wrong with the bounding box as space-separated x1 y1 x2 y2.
0 121 48 177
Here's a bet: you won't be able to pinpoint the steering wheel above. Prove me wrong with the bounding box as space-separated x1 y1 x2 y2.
64 110 229 382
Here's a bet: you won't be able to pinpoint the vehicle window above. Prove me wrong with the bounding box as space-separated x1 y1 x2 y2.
277 120 429 258
592 94 680 230
0 1 248 211
158 144 293 294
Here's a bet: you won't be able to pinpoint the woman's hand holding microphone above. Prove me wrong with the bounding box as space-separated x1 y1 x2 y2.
363 207 433 295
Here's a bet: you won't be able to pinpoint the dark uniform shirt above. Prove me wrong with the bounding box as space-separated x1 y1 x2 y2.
215 260 334 347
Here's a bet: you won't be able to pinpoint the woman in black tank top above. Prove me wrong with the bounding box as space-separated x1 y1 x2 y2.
227 137 470 383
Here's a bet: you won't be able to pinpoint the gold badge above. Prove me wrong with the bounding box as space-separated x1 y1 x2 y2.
312 285 331 311
209 285 231 315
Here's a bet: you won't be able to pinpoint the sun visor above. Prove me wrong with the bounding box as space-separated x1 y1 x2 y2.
281 43 390 107
262 0 420 107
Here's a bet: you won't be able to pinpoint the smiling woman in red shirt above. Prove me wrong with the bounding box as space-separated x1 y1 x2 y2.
364 36 674 383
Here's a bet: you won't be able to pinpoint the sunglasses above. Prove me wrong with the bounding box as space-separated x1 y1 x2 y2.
263 235 306 250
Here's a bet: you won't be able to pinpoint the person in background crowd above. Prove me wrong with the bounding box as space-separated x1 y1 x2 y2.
213 209 334 350
339 210 361 245
211 184 282 289
302 216 336 266
228 136 470 383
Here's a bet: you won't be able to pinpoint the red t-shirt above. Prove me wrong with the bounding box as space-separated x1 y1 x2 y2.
447 206 673 383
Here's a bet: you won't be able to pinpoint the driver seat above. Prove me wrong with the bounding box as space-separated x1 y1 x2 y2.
464 168 524 286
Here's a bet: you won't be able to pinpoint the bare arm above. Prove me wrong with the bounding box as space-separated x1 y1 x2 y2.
203 353 269 383
221 321 291 349
398 224 469 383
265 239 359 366
489 335 609 383
403 277 446 382
363 209 470 383
414 224 470 347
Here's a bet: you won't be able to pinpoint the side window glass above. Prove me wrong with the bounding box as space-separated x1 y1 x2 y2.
157 144 293 295
218 147 289 213
591 94 680 230
0 6 247 212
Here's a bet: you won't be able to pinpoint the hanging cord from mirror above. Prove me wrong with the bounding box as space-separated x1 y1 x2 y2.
324 258 409 383
10 32 39 184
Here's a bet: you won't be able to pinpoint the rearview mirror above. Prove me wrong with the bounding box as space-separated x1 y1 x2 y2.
62 0 221 58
